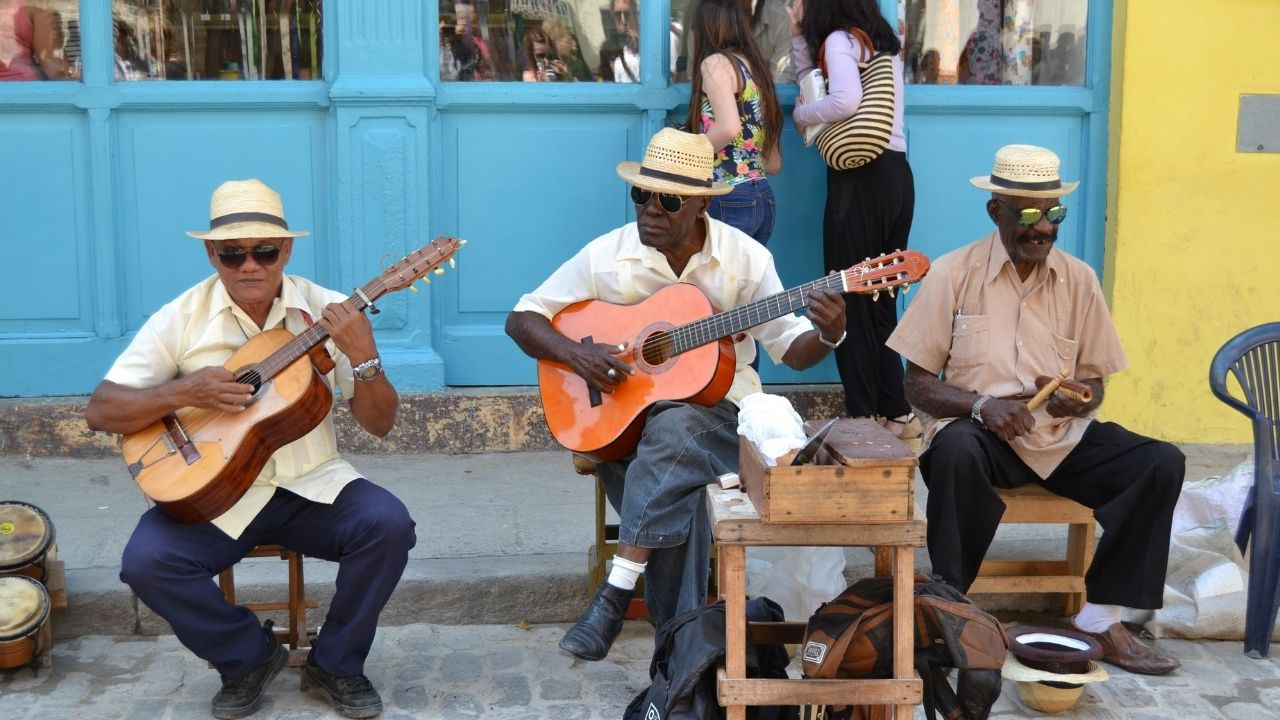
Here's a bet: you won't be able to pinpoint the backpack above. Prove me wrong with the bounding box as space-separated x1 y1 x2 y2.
624 597 797 720
800 574 1008 720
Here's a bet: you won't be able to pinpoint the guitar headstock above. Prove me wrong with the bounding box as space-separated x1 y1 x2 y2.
370 237 466 296
841 249 930 299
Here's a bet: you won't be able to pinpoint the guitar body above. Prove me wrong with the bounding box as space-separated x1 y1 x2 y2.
122 328 334 524
538 284 736 463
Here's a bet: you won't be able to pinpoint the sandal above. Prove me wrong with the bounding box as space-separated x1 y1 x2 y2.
880 412 923 441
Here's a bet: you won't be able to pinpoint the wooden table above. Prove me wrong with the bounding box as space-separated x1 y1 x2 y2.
707 484 925 720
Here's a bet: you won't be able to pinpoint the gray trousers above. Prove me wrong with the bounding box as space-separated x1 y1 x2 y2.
597 399 739 628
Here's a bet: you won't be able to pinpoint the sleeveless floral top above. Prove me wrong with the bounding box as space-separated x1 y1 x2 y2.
699 55 766 185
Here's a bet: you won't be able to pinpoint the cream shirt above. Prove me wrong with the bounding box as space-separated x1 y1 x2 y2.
887 232 1128 477
513 215 814 406
105 274 362 539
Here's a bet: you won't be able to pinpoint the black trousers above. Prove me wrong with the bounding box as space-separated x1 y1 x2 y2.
824 150 914 419
920 419 1185 609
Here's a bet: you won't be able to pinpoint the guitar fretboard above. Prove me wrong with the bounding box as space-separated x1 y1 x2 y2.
240 292 374 385
667 273 847 356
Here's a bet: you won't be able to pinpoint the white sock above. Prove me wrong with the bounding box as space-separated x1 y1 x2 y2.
607 556 646 590
1073 602 1123 634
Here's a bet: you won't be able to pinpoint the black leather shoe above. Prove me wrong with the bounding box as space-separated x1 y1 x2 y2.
211 623 288 719
560 581 634 661
302 649 384 718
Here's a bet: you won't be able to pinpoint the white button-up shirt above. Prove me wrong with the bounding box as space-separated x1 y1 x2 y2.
105 274 362 539
513 215 814 406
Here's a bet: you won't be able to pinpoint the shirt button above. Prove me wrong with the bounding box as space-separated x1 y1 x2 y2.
1017 341 1023 347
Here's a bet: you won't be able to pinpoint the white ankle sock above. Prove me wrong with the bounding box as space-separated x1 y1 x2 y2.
607 556 646 590
1073 602 1123 634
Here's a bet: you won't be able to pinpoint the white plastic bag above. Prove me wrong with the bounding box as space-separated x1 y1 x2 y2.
745 546 847 621
736 393 805 466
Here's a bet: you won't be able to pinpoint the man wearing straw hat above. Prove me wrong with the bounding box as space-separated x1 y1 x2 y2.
886 145 1184 675
507 128 847 661
85 179 412 718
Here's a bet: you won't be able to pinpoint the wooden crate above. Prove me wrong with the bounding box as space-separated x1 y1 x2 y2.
739 418 916 524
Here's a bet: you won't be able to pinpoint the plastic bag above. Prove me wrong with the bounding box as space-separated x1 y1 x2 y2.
745 546 847 621
737 393 806 466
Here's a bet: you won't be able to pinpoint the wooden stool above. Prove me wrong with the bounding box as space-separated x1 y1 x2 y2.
967 485 1096 616
217 544 318 667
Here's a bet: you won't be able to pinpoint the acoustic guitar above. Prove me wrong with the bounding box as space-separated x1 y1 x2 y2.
122 236 465 524
538 250 930 462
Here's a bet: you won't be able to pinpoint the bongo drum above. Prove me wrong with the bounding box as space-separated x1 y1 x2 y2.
0 575 51 670
0 502 55 581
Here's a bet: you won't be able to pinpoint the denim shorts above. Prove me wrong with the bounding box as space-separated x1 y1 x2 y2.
708 178 775 246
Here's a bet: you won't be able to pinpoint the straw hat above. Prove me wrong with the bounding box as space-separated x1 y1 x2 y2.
1002 627 1108 714
186 179 310 240
616 128 732 197
970 144 1079 198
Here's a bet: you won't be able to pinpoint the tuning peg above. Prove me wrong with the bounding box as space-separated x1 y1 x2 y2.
408 284 419 294
872 290 880 301
434 267 445 276
888 287 895 298
422 276 431 285
449 258 457 269
458 239 468 246
902 285 910 294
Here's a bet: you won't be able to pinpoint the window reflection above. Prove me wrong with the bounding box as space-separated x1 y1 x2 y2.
903 0 1086 86
1 0 79 81
671 0 792 85
111 0 324 81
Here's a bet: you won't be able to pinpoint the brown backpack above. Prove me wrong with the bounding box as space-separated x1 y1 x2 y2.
800 574 1008 720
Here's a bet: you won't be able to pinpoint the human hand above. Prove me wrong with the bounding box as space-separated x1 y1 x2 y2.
805 288 845 347
979 398 1035 442
565 341 633 394
786 0 805 37
180 366 255 413
1034 375 1094 418
319 302 377 367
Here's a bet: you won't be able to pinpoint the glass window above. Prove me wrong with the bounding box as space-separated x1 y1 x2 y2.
671 0 794 85
903 0 1086 86
440 0 642 82
112 0 324 81
0 0 81 81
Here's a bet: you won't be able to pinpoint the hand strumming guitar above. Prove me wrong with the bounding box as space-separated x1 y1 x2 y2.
178 366 256 414
564 340 633 394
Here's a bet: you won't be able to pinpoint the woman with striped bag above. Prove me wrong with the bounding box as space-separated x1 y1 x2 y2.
788 0 920 441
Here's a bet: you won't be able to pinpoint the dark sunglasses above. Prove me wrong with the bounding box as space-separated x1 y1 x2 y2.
216 244 281 269
1000 201 1068 228
613 9 632 21
630 186 684 213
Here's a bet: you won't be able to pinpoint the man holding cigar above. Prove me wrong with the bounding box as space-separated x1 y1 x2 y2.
887 145 1184 674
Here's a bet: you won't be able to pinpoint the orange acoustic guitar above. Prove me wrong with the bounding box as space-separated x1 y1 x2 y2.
538 249 930 463
122 236 465 524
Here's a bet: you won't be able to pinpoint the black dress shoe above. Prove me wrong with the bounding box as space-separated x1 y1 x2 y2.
302 649 384 718
211 623 288 719
560 581 634 661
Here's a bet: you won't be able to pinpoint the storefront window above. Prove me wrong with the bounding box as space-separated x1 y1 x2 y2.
0 0 80 81
903 0 1086 86
113 0 323 81
440 0 642 82
671 0 794 85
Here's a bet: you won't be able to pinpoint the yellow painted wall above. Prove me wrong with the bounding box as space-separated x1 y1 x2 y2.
1104 0 1280 443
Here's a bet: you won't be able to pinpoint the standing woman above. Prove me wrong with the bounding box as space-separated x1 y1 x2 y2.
788 0 919 439
688 0 783 246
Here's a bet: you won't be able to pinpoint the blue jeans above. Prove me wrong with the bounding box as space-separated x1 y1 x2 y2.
597 400 740 628
709 178 776 246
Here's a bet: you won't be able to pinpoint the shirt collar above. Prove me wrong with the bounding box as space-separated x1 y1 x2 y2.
207 274 309 329
982 231 1062 287
615 213 719 277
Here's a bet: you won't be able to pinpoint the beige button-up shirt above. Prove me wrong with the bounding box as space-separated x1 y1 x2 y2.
105 274 362 539
887 232 1128 477
513 216 814 407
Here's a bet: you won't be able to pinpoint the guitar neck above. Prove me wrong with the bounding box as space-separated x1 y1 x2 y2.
250 290 376 382
667 273 846 356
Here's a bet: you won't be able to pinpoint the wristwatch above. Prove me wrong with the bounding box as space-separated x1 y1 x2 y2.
970 395 993 427
818 330 847 349
353 356 383 382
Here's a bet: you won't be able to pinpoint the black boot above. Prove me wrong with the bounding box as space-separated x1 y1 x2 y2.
302 648 384 718
559 581 634 661
211 621 288 719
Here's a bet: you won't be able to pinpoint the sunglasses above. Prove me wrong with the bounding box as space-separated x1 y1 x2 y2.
631 186 684 213
216 244 282 269
613 9 633 22
1000 201 1068 228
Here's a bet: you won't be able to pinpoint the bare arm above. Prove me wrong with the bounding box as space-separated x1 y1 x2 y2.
84 368 255 435
505 310 631 394
700 53 743 152
319 303 397 438
780 289 845 370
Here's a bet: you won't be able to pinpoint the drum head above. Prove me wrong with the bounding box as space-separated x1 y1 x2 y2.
0 502 54 571
0 576 49 639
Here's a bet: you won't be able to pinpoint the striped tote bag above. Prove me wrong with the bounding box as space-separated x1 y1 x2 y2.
815 28 895 171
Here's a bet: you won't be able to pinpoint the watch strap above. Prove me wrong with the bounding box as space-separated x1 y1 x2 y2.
818 329 847 349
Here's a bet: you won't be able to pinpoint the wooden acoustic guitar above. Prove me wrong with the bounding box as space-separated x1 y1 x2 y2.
122 236 465 524
538 249 930 463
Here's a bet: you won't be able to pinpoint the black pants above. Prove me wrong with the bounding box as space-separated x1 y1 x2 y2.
824 150 914 419
920 419 1185 609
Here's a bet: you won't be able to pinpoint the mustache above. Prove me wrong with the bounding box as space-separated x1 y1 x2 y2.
1019 233 1057 242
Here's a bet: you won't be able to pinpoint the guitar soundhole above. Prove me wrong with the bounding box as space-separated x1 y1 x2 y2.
235 368 264 397
639 332 674 367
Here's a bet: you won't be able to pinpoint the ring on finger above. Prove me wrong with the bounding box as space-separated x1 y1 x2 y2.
607 368 619 379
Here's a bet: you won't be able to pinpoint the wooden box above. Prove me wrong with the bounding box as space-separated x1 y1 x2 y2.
738 418 916 524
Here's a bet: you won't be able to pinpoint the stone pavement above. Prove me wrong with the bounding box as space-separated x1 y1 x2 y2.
1 621 1278 719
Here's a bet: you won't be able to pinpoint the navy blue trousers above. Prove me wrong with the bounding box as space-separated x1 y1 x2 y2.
120 479 416 678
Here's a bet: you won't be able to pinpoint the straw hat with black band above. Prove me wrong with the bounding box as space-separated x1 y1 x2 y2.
970 144 1079 199
186 179 310 241
616 128 733 197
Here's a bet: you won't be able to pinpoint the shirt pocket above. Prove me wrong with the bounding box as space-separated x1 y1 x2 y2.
948 314 990 371
1050 332 1080 373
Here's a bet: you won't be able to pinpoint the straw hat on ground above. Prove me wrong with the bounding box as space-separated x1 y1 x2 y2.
187 179 310 240
970 144 1079 199
616 128 732 197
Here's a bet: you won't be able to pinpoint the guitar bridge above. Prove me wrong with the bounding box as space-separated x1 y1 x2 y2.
163 415 202 467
